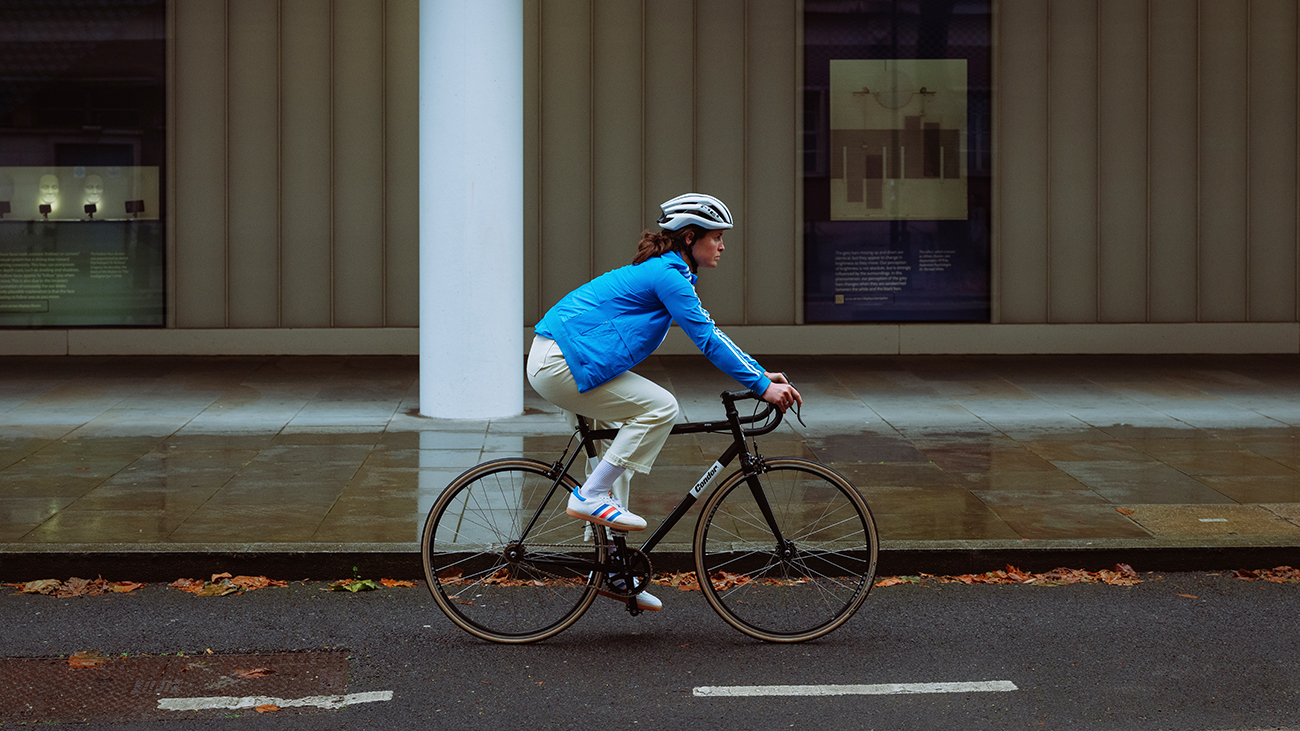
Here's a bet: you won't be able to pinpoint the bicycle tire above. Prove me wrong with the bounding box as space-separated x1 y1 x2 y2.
694 458 878 643
422 458 605 643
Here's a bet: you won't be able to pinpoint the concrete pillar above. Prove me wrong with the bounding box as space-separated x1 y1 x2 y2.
418 0 523 418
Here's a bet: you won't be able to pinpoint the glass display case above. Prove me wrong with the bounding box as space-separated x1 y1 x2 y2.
0 0 166 328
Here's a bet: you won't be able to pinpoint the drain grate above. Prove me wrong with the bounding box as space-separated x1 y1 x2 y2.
0 651 349 724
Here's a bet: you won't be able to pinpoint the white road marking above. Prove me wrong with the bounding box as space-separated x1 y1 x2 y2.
693 681 1017 697
158 691 393 711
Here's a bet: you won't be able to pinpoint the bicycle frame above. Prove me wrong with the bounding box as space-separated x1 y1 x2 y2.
424 385 877 643
515 390 786 566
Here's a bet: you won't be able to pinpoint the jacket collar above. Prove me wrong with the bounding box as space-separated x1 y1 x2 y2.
670 251 698 285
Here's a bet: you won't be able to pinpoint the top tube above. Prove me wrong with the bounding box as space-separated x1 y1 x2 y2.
580 389 783 441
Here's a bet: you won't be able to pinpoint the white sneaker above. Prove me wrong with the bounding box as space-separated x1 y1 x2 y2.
598 577 663 611
566 491 647 531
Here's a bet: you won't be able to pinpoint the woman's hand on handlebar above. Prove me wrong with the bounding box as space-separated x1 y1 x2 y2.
761 372 802 413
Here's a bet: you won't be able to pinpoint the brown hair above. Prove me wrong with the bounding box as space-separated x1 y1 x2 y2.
631 224 705 272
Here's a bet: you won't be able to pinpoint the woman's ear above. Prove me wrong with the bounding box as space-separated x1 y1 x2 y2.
682 229 695 246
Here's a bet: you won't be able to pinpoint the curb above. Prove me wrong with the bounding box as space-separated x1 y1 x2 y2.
4 542 1300 583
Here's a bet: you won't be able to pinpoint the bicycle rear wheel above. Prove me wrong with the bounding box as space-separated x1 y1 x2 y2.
694 458 878 642
422 458 605 643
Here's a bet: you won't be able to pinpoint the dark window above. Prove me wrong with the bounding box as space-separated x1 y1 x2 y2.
0 0 166 328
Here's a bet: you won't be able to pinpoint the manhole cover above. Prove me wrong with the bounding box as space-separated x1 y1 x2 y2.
0 651 350 724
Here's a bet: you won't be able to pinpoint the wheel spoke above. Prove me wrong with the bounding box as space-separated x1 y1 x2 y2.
422 460 602 643
695 460 878 642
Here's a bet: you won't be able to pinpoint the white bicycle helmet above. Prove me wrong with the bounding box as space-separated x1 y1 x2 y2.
657 193 734 231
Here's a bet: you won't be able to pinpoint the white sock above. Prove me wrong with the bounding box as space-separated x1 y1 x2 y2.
578 459 626 500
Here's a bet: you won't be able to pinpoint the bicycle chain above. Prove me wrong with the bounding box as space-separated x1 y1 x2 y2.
502 542 653 598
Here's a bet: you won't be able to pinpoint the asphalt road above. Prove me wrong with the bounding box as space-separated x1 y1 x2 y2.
2 571 1298 730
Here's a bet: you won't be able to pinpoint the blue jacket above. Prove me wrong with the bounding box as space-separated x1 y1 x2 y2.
535 253 772 395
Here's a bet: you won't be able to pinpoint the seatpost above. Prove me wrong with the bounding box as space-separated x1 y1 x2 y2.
574 416 599 459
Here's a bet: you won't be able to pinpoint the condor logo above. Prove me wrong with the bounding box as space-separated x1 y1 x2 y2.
690 461 724 498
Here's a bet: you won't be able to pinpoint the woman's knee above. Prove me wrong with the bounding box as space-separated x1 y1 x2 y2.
647 395 679 426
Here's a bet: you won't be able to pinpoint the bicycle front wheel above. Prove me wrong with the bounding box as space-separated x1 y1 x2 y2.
694 458 878 643
422 459 605 643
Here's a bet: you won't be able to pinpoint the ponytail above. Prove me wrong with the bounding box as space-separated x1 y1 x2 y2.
631 225 705 272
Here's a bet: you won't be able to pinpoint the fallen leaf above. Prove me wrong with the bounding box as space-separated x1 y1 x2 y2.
1235 566 1300 583
234 667 275 678
230 575 287 591
254 704 280 713
109 581 145 593
169 578 205 593
67 651 107 669
709 571 752 591
874 576 921 587
654 572 701 592
196 581 240 597
55 577 121 598
476 569 548 588
329 579 381 593
1115 508 1135 515
19 579 62 595
1175 593 1198 599
380 579 418 588
58 577 98 597
170 574 286 596
895 565 1147 588
1099 564 1143 586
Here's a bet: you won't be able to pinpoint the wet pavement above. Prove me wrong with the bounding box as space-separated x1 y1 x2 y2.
2 353 1299 579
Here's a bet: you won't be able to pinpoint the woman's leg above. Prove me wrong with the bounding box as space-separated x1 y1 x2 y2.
528 336 679 476
527 336 670 611
527 336 678 527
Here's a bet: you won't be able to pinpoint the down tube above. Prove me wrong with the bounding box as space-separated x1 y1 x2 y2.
638 442 741 554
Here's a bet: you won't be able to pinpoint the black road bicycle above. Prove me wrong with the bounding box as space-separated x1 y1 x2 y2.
421 389 879 644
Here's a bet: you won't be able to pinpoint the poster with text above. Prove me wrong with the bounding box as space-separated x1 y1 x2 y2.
804 1 991 323
0 220 164 327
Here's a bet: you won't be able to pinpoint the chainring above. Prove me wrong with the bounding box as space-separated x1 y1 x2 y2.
600 546 654 598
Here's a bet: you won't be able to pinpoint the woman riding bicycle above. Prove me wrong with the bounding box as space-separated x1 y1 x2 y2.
527 193 801 611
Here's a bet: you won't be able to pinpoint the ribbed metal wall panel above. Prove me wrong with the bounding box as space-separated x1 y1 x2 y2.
996 0 1050 323
1146 0 1200 322
1097 0 1148 323
998 0 1300 324
169 0 1300 331
171 0 418 329
527 0 800 325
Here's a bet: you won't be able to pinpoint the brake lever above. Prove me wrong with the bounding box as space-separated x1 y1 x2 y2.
780 372 806 428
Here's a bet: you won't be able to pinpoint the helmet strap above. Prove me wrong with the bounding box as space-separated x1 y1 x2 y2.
679 229 699 273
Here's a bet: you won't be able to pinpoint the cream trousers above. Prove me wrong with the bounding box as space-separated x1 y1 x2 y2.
527 336 679 502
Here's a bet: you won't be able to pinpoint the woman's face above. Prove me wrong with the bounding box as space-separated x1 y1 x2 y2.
689 229 726 268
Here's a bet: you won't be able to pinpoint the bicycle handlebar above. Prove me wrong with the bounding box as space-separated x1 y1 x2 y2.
720 389 783 436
